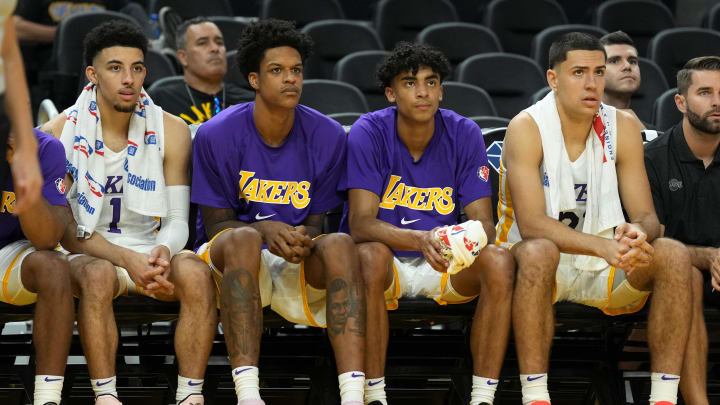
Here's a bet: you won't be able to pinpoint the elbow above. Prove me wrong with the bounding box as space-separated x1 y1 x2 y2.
347 216 368 243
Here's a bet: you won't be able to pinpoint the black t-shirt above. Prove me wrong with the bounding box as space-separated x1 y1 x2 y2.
150 81 255 125
644 122 720 247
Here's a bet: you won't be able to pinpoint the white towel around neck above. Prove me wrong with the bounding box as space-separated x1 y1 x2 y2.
61 84 167 238
525 91 625 271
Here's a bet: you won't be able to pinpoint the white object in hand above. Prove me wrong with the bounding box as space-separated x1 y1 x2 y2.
433 220 488 274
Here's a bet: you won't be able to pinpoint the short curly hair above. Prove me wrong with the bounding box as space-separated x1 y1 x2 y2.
235 19 313 78
376 42 450 89
83 20 147 67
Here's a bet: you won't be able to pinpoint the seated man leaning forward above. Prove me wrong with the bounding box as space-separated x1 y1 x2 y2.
40 21 217 405
190 19 365 405
497 32 692 405
0 129 73 405
341 42 515 405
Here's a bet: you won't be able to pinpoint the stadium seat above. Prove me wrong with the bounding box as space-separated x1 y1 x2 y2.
328 112 364 126
207 16 248 51
449 0 489 23
652 88 682 132
593 0 674 57
471 115 511 130
50 11 138 109
302 20 383 79
374 0 458 50
456 53 546 118
530 24 608 69
300 80 369 115
261 0 345 27
440 82 497 117
710 3 720 32
529 86 552 106
334 50 392 111
149 0 233 20
630 58 668 125
484 0 568 56
647 28 720 87
225 50 252 90
417 22 502 76
145 49 177 88
147 75 185 95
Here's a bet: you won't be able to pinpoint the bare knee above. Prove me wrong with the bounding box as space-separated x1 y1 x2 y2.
357 242 393 291
74 259 117 299
512 238 559 289
172 255 216 302
23 251 71 295
651 238 692 287
477 244 515 293
221 227 263 271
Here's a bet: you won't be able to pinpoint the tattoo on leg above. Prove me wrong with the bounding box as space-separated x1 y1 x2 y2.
221 269 261 361
327 278 365 338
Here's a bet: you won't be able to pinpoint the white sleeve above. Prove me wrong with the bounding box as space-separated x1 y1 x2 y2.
155 185 190 257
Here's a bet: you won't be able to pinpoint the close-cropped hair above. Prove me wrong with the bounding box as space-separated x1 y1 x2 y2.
235 19 313 78
175 16 211 50
599 30 635 48
376 42 450 89
677 56 720 95
83 20 147 67
548 32 606 69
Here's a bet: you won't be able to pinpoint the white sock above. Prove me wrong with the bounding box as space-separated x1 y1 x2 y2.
176 375 203 403
649 372 679 404
338 371 364 403
34 375 63 405
470 376 498 405
232 366 261 401
520 373 550 405
91 376 118 399
364 377 387 405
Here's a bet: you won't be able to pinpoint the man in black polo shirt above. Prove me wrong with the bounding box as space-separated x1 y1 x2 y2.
644 55 720 405
150 17 254 125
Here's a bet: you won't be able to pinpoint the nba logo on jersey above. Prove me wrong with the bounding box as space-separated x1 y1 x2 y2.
144 131 157 145
127 140 138 156
477 166 489 182
55 178 66 194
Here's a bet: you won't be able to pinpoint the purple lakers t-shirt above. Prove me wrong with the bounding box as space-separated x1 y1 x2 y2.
339 107 491 257
0 129 68 248
192 102 347 247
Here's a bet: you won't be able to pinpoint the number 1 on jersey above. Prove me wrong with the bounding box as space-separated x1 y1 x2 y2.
109 197 121 233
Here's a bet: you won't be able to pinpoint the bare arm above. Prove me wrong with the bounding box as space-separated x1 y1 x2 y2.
39 112 67 139
462 197 496 243
504 113 615 257
12 16 56 43
347 188 448 271
19 202 68 250
162 112 191 187
615 110 660 242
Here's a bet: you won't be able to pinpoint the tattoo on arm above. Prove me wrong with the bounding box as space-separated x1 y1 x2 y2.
327 277 366 338
220 269 262 365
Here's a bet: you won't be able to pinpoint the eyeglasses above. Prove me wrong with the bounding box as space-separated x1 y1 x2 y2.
213 96 221 115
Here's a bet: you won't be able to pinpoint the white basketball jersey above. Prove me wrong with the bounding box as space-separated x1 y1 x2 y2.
558 149 588 232
94 147 159 253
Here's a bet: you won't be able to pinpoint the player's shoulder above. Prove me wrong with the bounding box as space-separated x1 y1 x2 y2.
437 108 482 137
506 111 540 139
33 128 64 155
349 107 395 138
295 104 345 135
39 112 68 140
195 102 253 142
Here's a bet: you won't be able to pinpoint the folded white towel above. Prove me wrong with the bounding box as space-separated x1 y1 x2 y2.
433 220 488 275
61 84 167 238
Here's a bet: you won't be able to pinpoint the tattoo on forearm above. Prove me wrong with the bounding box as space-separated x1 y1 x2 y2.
327 277 366 338
220 269 262 364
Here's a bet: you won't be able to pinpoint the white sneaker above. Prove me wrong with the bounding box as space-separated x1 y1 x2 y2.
178 394 204 405
95 394 122 405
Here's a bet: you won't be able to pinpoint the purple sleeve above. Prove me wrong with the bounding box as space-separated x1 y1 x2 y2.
456 121 492 207
38 136 68 207
191 126 234 209
339 118 386 197
309 124 347 214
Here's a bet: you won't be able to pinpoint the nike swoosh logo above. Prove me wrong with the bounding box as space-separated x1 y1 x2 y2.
368 379 384 386
255 213 276 220
661 375 680 380
188 380 202 386
44 377 62 382
234 367 254 375
487 380 498 385
351 372 365 378
526 375 544 381
96 379 113 386
400 217 420 225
